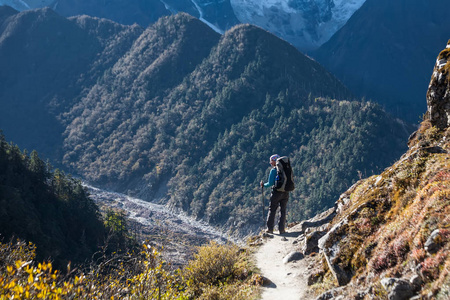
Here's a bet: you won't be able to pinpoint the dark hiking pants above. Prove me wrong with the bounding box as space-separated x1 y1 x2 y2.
266 190 289 232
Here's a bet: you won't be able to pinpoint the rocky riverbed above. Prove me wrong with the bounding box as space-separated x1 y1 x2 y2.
85 185 234 266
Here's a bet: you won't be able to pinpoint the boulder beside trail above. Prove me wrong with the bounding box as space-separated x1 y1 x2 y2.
424 229 444 254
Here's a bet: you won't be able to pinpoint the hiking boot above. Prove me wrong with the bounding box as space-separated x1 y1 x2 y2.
279 230 286 234
265 229 273 234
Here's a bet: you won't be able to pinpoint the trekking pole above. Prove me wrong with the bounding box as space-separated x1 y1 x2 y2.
261 185 265 228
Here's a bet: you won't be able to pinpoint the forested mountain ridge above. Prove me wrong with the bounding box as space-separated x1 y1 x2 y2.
62 19 352 192
0 6 143 156
62 12 222 185
0 8 413 235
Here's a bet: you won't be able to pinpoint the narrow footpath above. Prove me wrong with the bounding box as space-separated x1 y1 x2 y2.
255 225 315 300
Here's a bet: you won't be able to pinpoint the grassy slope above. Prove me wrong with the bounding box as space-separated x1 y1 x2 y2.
309 43 450 298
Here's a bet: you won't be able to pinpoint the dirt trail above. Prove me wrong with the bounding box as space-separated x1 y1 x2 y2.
255 225 316 300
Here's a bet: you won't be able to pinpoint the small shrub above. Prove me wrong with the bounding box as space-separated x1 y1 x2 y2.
197 282 257 300
354 217 373 234
371 247 397 273
421 251 447 281
432 170 450 182
371 281 389 298
182 241 259 299
412 248 427 263
392 234 410 261
184 241 240 292
441 229 450 240
371 216 382 226
423 126 442 144
308 271 337 297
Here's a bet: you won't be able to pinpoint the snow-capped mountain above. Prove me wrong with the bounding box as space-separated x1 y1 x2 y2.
0 0 365 51
230 0 366 51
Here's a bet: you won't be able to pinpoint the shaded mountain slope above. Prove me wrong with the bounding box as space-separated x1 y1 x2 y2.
301 41 450 299
0 7 100 156
0 4 16 22
0 7 142 157
311 0 450 123
0 133 105 268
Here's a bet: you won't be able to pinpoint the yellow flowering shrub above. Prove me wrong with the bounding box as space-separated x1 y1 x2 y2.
0 239 260 300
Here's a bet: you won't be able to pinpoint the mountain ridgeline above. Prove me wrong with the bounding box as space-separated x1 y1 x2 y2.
0 6 144 156
0 7 412 234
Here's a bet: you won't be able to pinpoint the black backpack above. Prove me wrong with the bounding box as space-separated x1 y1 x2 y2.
274 156 295 192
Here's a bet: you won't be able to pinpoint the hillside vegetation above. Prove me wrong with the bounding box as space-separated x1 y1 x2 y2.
0 238 261 299
0 8 413 233
0 132 261 299
0 131 104 268
305 41 450 299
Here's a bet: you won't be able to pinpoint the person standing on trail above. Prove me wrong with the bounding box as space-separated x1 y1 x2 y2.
260 154 289 234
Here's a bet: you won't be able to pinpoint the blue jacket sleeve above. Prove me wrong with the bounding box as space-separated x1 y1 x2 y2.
263 168 277 188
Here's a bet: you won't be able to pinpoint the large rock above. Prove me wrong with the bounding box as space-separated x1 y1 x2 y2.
381 278 416 300
299 206 336 233
292 206 335 255
283 251 304 264
318 217 350 286
302 230 327 255
426 41 450 130
424 229 444 254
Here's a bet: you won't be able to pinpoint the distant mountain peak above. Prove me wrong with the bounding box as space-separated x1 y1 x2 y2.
230 0 366 51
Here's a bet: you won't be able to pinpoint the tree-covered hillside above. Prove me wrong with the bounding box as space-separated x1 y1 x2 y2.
0 131 104 268
167 97 411 233
0 8 414 234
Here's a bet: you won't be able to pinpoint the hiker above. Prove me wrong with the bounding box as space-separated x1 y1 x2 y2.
260 154 290 234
